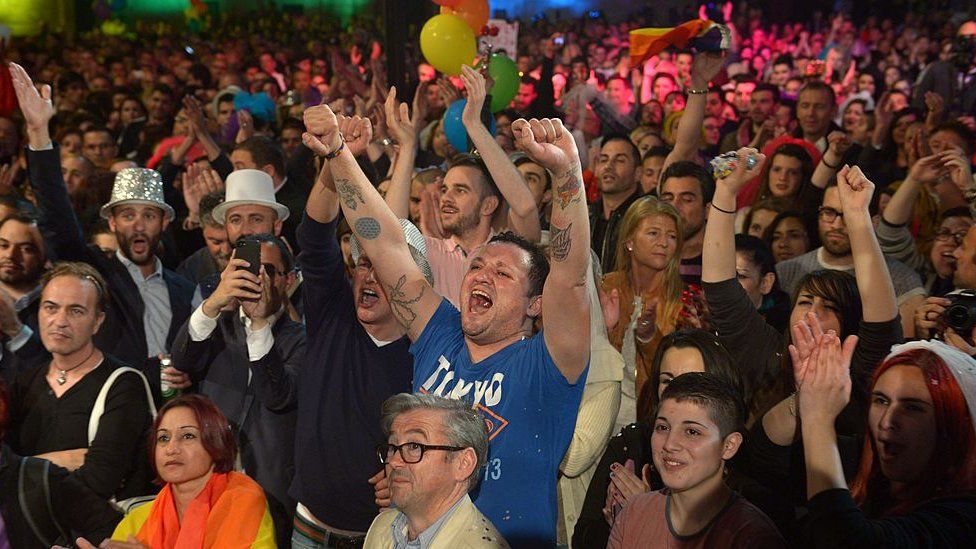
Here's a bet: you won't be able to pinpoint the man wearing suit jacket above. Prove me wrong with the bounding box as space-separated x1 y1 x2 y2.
365 394 508 549
11 63 195 403
171 232 304 548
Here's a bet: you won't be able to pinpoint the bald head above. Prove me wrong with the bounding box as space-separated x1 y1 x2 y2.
959 21 976 37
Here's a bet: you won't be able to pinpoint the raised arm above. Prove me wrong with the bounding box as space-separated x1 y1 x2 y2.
661 52 725 174
303 105 441 340
382 87 419 220
460 66 541 242
812 132 852 189
10 63 88 257
702 147 768 283
837 165 897 322
514 118 590 383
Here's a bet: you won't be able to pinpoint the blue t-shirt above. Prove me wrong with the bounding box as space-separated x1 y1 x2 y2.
411 299 586 547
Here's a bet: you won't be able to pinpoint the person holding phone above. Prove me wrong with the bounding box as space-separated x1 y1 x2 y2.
171 232 304 547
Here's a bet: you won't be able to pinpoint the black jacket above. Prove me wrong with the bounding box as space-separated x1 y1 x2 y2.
171 309 305 546
589 188 643 273
26 144 195 403
0 444 122 549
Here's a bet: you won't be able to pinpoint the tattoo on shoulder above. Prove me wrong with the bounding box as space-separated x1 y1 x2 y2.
549 222 573 262
354 217 381 239
335 178 365 211
387 275 426 328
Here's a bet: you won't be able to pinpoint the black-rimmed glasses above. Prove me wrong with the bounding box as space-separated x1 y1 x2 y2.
934 229 969 246
376 442 466 464
818 206 844 223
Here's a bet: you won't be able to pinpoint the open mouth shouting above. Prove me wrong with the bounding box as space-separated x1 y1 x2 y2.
359 287 380 308
468 289 494 314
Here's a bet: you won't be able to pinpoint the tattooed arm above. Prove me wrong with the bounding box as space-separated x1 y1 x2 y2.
513 118 591 384
303 104 441 339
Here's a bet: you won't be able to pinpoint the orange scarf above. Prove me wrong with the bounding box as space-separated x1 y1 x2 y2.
136 472 267 549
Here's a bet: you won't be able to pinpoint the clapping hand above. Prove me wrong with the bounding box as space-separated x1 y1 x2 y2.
384 86 418 147
795 330 858 423
459 65 488 127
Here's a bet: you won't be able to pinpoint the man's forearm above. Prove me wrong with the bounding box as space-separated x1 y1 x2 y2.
880 177 921 226
468 125 541 240
306 160 340 223
848 214 897 322
701 188 737 282
330 144 406 254
548 161 590 273
384 140 418 220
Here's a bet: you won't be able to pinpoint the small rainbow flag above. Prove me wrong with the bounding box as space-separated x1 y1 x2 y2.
629 19 731 66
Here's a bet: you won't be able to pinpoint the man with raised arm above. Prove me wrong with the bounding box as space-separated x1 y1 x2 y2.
383 69 540 307
303 106 591 547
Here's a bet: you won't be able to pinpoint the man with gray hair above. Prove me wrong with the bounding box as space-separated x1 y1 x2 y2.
365 393 508 548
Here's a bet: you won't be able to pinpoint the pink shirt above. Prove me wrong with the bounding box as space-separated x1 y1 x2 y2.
424 232 494 309
608 490 786 549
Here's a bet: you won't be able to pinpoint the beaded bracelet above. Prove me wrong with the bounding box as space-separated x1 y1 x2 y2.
325 137 346 160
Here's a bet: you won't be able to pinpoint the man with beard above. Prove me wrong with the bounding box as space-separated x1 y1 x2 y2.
0 214 46 329
658 161 715 286
589 134 642 273
11 63 194 403
303 102 590 546
776 182 924 334
176 191 231 283
383 70 540 309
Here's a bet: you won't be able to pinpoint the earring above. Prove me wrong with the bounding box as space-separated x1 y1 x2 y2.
627 245 633 252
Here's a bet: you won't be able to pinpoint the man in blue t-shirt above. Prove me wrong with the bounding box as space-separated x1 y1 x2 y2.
303 102 592 547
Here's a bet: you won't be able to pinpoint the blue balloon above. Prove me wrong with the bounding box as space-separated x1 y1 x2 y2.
443 98 496 154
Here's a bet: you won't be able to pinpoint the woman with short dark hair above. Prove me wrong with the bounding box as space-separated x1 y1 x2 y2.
77 394 276 548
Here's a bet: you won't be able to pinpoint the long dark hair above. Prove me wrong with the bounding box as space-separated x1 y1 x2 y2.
640 329 740 422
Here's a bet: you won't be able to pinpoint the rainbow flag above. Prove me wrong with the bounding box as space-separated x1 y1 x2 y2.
629 19 731 66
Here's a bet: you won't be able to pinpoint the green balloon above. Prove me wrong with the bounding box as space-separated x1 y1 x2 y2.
487 54 519 113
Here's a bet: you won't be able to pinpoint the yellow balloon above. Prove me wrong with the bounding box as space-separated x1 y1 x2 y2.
420 14 477 76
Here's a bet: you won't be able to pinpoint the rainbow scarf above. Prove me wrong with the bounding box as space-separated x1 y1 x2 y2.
629 19 731 66
113 471 275 548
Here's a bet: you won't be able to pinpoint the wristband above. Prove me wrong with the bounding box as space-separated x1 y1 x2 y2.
324 137 345 159
821 155 842 170
711 202 736 215
687 88 708 95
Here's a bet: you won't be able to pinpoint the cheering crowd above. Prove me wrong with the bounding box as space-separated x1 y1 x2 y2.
0 0 975 547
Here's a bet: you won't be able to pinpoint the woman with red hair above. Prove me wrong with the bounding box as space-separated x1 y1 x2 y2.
797 337 976 546
75 395 276 548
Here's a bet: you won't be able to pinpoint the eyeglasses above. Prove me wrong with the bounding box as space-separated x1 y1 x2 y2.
818 206 844 223
376 442 466 464
934 229 969 246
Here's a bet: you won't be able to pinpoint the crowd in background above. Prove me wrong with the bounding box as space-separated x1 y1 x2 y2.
0 0 975 547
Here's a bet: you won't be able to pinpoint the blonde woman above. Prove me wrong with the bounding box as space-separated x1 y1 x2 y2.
602 196 701 423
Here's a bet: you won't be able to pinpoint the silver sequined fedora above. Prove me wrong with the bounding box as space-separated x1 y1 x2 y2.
99 168 175 221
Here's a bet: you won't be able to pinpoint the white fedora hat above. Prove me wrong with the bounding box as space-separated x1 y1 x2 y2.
211 169 290 224
100 168 175 221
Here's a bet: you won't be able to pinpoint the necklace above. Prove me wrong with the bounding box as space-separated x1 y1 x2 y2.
54 347 97 385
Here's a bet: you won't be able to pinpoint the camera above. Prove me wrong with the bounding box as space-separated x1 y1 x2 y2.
943 289 976 333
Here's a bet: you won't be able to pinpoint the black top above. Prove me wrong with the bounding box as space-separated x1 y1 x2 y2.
0 444 122 549
290 214 414 532
9 354 155 500
802 488 976 548
703 278 902 535
589 188 643 273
